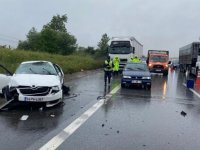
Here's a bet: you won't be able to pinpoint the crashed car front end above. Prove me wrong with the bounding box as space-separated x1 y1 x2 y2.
4 61 64 107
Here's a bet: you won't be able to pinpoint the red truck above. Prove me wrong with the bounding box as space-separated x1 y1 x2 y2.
146 50 169 76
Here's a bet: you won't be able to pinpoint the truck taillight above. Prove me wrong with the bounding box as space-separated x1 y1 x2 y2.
148 63 152 67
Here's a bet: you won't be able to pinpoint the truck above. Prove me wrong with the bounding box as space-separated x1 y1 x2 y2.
146 50 169 76
179 42 200 76
108 36 143 71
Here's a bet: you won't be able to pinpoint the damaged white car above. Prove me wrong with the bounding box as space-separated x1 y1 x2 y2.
3 61 65 107
0 64 12 94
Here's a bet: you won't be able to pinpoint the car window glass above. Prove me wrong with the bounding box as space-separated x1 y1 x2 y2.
15 62 57 75
125 63 148 71
150 56 168 62
54 64 61 74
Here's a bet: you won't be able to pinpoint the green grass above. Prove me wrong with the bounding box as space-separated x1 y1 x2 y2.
0 48 103 74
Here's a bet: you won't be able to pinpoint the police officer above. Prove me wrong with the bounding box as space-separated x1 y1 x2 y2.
104 56 114 86
113 56 120 76
130 55 141 63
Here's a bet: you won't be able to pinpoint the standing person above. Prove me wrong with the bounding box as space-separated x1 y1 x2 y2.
104 56 114 86
113 56 120 76
130 55 141 63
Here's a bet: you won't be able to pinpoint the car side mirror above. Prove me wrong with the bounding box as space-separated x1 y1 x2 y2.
58 72 62 77
168 61 171 64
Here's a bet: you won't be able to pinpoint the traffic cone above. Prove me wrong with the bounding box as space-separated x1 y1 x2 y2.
195 71 200 85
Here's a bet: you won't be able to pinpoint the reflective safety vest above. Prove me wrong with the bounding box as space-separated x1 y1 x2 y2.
104 60 113 71
130 57 141 63
113 57 120 71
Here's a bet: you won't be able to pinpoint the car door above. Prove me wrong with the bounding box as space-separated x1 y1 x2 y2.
0 64 12 94
53 64 64 84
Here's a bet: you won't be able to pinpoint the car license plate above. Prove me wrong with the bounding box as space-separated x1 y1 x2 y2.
156 69 161 71
24 97 44 102
132 80 142 83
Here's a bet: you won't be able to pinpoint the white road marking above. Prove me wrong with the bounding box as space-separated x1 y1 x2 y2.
20 115 29 121
39 85 121 150
183 83 200 98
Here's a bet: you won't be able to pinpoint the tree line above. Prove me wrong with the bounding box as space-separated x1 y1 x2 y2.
18 14 110 58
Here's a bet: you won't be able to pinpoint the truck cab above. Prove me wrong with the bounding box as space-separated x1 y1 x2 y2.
147 50 169 76
108 37 143 71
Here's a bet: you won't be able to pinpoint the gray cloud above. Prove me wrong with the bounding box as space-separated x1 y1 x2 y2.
0 0 200 57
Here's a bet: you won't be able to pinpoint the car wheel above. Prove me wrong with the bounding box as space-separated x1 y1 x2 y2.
146 85 151 90
121 83 125 88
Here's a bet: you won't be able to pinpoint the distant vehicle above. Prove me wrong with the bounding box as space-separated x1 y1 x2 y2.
1 61 64 107
108 36 143 71
121 62 151 89
0 64 12 94
146 50 169 76
179 42 200 76
170 59 179 69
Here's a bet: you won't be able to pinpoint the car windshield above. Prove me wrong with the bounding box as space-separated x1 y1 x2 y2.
125 63 148 71
15 62 57 75
150 56 168 62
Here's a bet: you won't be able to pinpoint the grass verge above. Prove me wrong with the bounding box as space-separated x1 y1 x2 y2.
0 48 103 74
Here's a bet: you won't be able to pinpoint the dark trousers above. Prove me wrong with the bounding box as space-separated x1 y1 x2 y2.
104 71 112 84
113 71 119 76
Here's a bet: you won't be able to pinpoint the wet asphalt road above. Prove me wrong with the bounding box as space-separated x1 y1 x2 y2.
1 69 200 150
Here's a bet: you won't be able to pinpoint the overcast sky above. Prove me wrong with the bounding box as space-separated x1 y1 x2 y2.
1 0 200 57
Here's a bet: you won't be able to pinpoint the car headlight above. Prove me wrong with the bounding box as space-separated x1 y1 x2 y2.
148 63 152 67
123 76 131 79
142 76 151 79
51 86 60 94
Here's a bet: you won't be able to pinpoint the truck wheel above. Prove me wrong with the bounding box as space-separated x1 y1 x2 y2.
163 71 168 76
196 67 199 77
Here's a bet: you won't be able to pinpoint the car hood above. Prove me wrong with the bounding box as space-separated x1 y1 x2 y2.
9 74 60 87
123 70 151 77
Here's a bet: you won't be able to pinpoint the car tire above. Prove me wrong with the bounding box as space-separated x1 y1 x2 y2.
146 85 151 90
121 83 125 88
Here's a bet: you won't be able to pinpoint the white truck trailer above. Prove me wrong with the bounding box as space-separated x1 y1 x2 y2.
179 42 200 76
108 36 143 70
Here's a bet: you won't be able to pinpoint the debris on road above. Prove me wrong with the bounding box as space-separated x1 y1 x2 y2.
117 130 119 133
39 107 43 111
102 124 105 127
20 115 29 121
50 114 55 117
181 111 187 117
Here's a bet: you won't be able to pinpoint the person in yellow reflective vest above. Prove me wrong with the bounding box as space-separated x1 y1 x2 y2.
104 56 114 86
113 56 120 76
130 55 141 63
